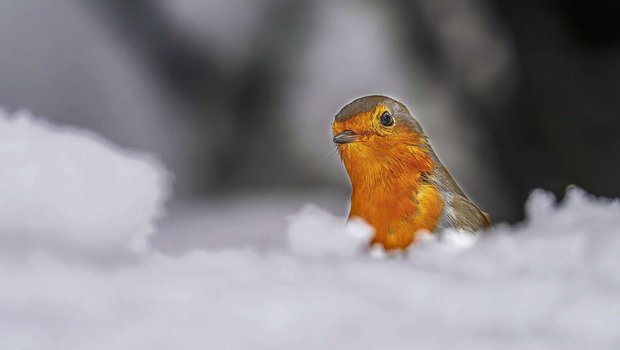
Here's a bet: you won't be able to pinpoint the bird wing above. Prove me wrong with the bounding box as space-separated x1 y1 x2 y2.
436 193 491 232
422 156 491 232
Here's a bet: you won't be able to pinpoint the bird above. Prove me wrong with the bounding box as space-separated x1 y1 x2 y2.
332 95 490 250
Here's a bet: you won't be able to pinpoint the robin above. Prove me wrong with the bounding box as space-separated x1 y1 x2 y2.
333 95 490 250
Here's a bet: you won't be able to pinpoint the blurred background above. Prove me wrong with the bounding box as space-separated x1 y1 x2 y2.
1 0 619 230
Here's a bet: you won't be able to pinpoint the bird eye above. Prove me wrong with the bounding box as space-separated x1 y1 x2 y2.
380 112 394 126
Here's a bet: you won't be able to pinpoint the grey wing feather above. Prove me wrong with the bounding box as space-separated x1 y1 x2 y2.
422 152 491 233
436 193 490 232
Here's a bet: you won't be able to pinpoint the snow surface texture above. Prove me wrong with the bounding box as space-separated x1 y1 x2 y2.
0 108 170 263
1 108 620 349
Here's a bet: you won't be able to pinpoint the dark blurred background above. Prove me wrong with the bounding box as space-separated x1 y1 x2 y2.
1 0 619 223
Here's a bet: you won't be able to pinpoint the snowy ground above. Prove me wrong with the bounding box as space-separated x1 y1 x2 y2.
1 108 620 349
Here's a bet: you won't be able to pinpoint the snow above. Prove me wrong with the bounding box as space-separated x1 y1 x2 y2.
1 108 620 349
0 108 170 263
288 205 373 258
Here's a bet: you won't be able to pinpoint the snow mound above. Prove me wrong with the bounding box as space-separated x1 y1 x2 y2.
0 108 170 263
287 204 373 258
1 107 619 349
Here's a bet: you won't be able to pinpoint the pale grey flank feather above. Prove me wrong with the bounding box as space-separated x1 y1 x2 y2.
422 150 490 232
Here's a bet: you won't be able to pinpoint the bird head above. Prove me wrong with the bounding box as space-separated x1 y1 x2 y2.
332 95 434 178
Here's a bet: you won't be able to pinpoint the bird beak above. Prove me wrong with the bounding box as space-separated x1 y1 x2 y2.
333 130 358 144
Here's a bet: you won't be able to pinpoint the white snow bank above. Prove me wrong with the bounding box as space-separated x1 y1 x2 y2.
0 108 170 263
288 204 373 258
1 108 620 349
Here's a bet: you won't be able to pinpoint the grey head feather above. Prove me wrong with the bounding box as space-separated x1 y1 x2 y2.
335 95 425 135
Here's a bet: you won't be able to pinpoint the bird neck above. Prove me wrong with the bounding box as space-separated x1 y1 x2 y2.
344 143 434 192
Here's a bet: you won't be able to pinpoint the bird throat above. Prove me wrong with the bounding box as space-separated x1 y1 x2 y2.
340 142 442 249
